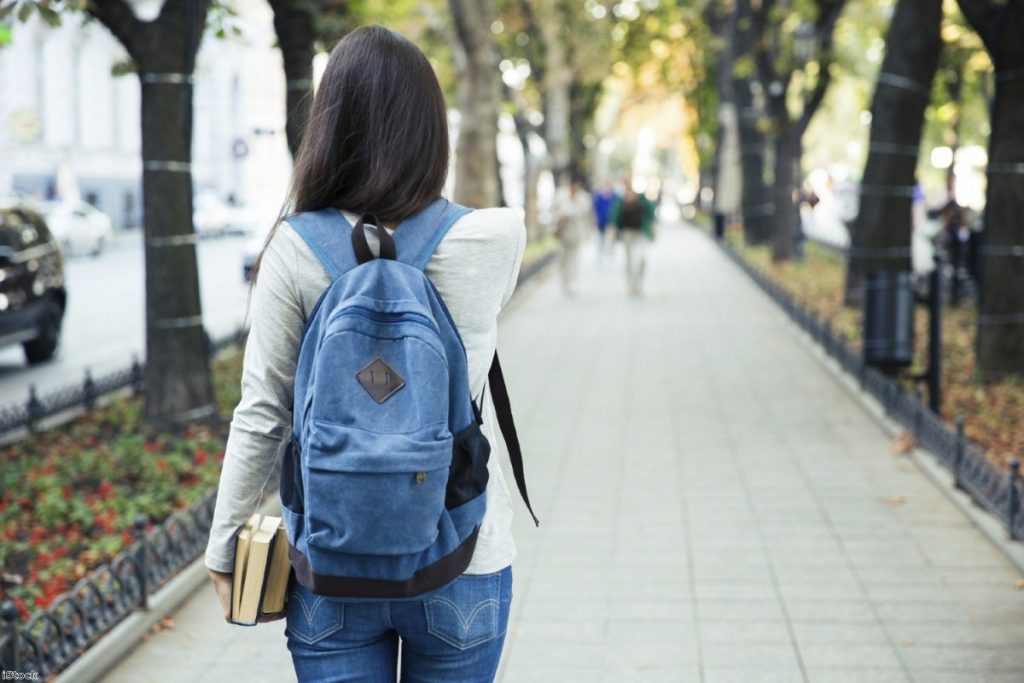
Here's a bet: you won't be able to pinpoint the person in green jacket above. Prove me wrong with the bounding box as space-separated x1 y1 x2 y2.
612 184 656 296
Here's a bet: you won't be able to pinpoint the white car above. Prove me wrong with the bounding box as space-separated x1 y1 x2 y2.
193 191 229 238
40 201 114 257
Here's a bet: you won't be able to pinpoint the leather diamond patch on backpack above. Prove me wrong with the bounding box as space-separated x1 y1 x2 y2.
356 358 406 403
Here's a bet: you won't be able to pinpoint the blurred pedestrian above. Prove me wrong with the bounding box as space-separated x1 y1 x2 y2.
613 182 656 297
554 176 592 296
592 180 617 255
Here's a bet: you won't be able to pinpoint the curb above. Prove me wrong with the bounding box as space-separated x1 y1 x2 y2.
716 234 1024 577
54 498 281 683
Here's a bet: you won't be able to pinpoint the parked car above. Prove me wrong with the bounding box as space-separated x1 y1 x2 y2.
0 204 67 364
242 223 274 282
194 191 229 238
39 200 114 257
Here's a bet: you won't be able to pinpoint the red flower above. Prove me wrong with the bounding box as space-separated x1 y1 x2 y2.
29 526 46 544
14 597 28 620
3 527 16 541
61 485 72 498
143 441 160 453
93 511 115 533
0 500 8 512
195 450 208 465
98 481 115 499
156 458 171 473
19 497 31 509
121 530 135 546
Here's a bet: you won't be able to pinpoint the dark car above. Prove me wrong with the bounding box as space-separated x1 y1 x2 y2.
0 205 66 364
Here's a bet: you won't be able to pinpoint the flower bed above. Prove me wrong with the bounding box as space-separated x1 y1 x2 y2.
0 349 243 621
724 230 1023 471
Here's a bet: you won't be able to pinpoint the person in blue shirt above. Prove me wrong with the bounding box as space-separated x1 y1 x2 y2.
592 180 617 254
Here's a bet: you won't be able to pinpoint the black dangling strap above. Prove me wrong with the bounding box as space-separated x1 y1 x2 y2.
488 352 539 527
351 213 397 264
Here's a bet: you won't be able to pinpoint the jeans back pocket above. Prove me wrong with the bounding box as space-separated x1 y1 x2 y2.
285 583 346 646
424 572 503 650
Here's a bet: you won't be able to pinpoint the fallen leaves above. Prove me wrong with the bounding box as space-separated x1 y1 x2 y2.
892 432 916 455
142 616 176 641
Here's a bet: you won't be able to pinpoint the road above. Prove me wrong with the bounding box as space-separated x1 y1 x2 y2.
0 230 257 404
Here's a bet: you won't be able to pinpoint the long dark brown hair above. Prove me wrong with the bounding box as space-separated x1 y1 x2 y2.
252 25 449 283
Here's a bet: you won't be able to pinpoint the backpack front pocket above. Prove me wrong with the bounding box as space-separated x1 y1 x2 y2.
304 423 453 556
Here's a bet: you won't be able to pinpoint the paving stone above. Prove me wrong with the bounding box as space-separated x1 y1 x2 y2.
804 668 910 683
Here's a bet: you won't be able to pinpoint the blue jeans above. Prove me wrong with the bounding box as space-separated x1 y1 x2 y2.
285 566 513 682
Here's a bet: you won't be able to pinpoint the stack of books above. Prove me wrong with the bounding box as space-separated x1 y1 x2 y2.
231 513 292 625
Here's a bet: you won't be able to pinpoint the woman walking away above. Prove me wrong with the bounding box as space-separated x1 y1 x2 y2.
204 26 531 682
613 183 656 297
553 176 592 295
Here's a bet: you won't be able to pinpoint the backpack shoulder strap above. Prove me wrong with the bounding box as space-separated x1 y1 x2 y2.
488 352 540 527
286 208 358 280
393 198 473 270
288 200 472 278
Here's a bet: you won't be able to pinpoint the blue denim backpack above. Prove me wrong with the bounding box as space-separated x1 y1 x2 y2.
279 198 537 599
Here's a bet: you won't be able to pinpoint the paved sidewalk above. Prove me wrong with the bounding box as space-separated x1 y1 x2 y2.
105 223 1024 683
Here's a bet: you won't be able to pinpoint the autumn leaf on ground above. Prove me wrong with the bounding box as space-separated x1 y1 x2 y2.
146 616 175 636
888 496 906 507
1015 580 1024 591
892 432 915 455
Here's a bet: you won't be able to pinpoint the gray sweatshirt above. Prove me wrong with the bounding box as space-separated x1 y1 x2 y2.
204 206 526 576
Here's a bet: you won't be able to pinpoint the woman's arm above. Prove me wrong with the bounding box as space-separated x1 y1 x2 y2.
205 226 306 574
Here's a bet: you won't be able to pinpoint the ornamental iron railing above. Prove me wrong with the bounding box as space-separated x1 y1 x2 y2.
0 490 217 677
0 328 246 438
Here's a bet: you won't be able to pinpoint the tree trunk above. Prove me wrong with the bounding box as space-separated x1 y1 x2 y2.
753 0 845 262
268 0 317 158
844 0 942 306
957 0 1024 377
772 130 801 262
448 0 502 207
90 0 215 428
711 5 740 219
732 0 773 245
513 117 541 241
569 80 600 182
537 3 571 186
140 75 214 425
733 75 773 245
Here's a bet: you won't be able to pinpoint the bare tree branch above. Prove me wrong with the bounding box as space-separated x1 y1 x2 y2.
955 0 999 51
796 0 846 135
87 0 145 61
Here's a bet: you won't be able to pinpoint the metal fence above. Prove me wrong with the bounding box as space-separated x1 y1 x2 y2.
0 328 246 438
716 238 1024 541
0 329 243 676
0 491 217 677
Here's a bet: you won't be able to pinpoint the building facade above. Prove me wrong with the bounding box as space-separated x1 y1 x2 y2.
0 1 292 230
